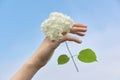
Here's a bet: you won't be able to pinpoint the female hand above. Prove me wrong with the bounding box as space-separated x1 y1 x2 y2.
60 23 87 43
12 23 87 80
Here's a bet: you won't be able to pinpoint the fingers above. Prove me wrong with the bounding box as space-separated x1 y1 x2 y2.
59 23 87 44
66 35 82 43
71 27 87 33
70 23 87 36
76 32 85 36
73 23 87 28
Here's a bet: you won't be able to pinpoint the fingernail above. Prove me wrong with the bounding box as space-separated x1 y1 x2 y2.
78 40 82 44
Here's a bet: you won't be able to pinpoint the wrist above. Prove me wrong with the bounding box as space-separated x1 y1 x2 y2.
27 38 60 69
43 37 61 50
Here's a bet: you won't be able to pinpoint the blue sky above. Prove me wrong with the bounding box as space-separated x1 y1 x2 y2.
0 0 120 80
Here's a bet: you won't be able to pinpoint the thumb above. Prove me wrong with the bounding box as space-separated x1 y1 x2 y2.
62 35 82 43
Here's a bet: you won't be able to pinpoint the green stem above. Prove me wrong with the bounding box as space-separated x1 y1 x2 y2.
65 41 79 72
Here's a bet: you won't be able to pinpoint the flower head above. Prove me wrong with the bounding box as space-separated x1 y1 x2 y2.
41 12 74 41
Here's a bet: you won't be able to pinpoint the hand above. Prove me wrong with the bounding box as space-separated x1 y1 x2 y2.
11 23 87 80
44 23 87 50
59 23 87 43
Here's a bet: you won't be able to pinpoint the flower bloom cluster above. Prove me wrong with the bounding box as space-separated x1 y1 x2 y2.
41 12 74 41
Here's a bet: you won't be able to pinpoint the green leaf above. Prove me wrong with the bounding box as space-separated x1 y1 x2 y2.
78 48 97 63
58 54 70 65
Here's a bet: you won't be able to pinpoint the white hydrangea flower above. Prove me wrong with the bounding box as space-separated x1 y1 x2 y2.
41 12 74 41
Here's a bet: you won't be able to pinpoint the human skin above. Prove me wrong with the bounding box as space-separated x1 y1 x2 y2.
11 23 87 80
